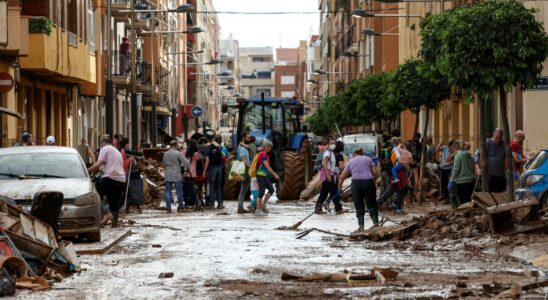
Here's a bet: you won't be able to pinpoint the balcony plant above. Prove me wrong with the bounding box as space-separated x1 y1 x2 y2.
29 17 53 35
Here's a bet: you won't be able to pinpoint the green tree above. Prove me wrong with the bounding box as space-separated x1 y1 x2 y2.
390 59 451 200
420 0 548 196
352 72 395 128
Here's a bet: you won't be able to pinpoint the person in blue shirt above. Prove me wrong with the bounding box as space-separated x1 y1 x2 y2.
236 132 253 214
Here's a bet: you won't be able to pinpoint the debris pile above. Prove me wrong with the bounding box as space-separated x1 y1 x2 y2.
352 193 547 242
281 267 399 285
0 198 80 295
137 158 165 208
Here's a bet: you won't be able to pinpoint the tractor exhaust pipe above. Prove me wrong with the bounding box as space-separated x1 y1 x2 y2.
261 92 266 134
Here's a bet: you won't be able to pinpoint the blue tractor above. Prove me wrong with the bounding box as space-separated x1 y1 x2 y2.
222 94 312 200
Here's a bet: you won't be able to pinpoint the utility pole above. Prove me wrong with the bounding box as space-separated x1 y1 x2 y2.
106 0 113 139
151 14 157 146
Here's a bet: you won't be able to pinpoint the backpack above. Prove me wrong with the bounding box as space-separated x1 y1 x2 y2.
248 154 259 177
314 151 325 172
209 144 223 166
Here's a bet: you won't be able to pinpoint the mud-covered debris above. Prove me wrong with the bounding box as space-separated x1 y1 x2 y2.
251 268 269 274
371 267 398 281
158 272 174 278
151 244 162 248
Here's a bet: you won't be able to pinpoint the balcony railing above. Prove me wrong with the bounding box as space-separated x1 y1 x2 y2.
335 24 355 60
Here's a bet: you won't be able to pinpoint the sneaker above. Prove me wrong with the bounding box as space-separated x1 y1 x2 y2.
166 209 172 214
391 178 400 184
255 210 267 216
217 205 225 210
336 208 349 215
237 208 251 214
261 207 270 214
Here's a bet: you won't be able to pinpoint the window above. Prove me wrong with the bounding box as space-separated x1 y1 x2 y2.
281 75 295 85
87 0 94 51
281 91 294 98
257 71 271 79
255 89 271 97
252 57 265 62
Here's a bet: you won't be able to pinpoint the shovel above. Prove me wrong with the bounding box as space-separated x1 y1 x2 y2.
280 187 350 231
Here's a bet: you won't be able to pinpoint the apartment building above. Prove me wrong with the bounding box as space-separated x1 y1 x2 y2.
239 47 274 99
219 34 241 101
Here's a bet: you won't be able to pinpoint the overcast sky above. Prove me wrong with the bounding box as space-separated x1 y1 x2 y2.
212 0 320 48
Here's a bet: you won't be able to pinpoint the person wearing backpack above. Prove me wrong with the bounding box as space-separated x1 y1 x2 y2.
253 140 279 216
203 135 226 209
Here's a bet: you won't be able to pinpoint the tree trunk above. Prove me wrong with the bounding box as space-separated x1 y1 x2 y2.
478 94 489 192
418 108 430 204
413 111 420 139
499 86 515 200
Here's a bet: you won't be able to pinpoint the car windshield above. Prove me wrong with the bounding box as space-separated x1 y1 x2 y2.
0 152 87 179
344 143 377 158
526 151 547 171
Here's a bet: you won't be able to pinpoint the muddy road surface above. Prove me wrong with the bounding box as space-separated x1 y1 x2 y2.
17 201 548 299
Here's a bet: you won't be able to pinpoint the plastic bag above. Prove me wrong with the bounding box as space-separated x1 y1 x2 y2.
228 160 246 181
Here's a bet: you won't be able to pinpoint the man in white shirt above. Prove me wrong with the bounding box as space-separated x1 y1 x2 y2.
88 138 126 227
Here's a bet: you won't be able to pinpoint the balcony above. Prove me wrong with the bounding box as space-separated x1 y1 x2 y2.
335 24 355 60
19 23 95 84
0 6 29 57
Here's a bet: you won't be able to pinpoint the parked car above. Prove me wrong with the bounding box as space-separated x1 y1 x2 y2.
342 133 381 159
515 148 548 209
0 146 101 242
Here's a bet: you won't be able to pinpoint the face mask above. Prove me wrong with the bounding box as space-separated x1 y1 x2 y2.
329 144 336 151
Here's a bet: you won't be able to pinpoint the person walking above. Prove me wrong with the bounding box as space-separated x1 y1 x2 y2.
438 140 456 202
196 137 210 205
88 138 126 227
163 140 190 213
377 138 411 214
255 140 280 216
236 132 252 214
77 138 96 168
338 148 379 235
483 128 507 193
314 138 345 214
449 141 476 206
203 135 225 209
510 130 527 185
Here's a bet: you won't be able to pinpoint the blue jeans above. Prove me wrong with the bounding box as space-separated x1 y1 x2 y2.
165 180 184 210
237 175 250 210
208 165 223 208
391 162 404 181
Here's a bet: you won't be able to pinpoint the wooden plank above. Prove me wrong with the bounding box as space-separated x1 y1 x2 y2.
486 198 538 214
33 220 49 245
76 229 132 255
19 214 36 240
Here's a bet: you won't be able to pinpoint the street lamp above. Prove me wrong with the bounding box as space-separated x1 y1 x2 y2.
180 59 221 66
140 26 205 35
351 9 421 18
362 28 398 36
119 4 195 13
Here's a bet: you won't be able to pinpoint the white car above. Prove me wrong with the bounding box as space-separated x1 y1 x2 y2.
0 146 101 242
342 133 381 159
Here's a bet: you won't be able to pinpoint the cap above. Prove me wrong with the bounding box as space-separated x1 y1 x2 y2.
46 136 55 145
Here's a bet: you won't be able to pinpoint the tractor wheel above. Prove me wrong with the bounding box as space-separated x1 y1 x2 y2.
223 156 240 200
278 151 307 200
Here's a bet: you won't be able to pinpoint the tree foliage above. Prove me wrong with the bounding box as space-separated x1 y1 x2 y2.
420 0 548 98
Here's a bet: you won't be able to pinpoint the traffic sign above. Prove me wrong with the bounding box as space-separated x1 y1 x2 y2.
0 72 14 93
191 105 203 118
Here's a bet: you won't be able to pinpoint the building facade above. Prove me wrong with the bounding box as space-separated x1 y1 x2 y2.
239 47 274 99
274 48 299 98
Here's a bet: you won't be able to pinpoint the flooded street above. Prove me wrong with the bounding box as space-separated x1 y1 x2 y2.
17 201 548 299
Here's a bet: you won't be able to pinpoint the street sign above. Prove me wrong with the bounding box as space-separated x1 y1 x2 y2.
191 105 203 118
532 76 548 90
0 72 14 93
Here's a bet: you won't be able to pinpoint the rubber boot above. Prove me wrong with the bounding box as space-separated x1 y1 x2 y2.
111 211 119 228
371 214 379 225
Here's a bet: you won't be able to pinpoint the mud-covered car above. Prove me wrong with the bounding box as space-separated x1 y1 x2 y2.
0 146 101 242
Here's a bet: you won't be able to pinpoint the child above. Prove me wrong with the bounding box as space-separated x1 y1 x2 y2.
391 143 412 183
249 177 259 213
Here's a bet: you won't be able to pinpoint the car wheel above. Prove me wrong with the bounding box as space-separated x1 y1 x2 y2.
86 231 101 243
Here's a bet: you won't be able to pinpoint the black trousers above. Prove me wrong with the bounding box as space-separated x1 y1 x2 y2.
352 179 378 227
97 177 125 213
488 175 506 193
456 181 475 205
440 168 452 199
315 179 342 211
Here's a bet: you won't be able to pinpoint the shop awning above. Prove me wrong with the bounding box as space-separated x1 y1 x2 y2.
142 105 172 116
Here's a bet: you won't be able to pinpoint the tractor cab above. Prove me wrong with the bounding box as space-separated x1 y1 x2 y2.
222 95 312 200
